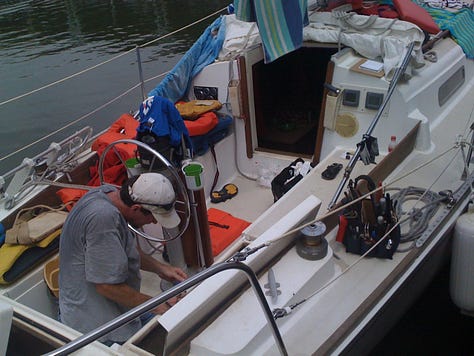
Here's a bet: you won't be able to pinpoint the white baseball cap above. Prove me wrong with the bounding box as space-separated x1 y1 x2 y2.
128 173 180 229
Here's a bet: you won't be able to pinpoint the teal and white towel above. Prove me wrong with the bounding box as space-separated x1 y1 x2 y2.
424 7 474 58
234 0 308 63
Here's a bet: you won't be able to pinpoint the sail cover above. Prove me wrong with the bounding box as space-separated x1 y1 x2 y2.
303 11 425 78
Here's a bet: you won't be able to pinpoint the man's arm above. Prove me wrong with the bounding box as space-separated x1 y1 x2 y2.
95 283 171 314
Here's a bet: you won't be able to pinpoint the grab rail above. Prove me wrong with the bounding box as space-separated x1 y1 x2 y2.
0 126 93 209
45 261 288 356
328 42 415 210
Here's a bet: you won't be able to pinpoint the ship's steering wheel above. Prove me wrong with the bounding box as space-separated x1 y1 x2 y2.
98 139 190 242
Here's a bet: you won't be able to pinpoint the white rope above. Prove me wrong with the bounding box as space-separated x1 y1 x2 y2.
0 50 135 108
272 142 467 312
0 68 174 164
0 8 228 163
260 144 460 245
0 82 141 163
238 141 466 313
139 7 226 49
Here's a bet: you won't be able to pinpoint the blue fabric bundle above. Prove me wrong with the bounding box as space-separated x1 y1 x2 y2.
148 16 226 103
137 96 191 148
424 7 474 59
234 0 308 63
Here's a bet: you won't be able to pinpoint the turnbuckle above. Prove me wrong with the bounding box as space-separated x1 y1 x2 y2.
272 307 292 319
227 244 266 262
439 190 456 208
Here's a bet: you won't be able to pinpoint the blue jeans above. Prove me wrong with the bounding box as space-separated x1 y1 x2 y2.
102 312 155 346
59 310 154 346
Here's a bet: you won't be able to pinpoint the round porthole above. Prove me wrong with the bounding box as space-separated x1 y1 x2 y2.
335 113 358 137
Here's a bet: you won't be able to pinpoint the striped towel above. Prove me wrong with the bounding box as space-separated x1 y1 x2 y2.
234 0 308 63
424 7 474 58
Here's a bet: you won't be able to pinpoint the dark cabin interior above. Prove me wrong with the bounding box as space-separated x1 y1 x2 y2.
252 46 338 157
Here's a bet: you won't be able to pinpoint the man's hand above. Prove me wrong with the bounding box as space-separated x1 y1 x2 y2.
138 247 188 283
156 263 187 283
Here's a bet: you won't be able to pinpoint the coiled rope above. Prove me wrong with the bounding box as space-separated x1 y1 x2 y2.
271 141 472 318
390 186 441 243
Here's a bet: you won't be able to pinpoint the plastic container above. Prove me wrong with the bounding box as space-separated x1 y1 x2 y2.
388 135 397 153
125 157 142 177
182 162 204 190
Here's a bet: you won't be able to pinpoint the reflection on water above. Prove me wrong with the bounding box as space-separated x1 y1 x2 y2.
0 0 229 171
0 0 227 60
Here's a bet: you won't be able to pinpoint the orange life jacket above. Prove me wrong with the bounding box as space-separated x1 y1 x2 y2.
91 113 139 168
184 111 219 136
207 208 250 256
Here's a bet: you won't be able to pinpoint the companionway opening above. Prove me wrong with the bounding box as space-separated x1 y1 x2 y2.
252 46 338 158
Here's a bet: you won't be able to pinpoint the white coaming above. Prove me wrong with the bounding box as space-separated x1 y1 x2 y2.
158 195 322 353
190 244 336 355
0 299 13 356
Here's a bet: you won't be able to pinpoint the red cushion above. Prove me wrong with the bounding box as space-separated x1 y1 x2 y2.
393 0 440 34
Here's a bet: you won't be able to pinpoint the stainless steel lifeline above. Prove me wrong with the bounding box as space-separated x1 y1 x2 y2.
45 261 288 356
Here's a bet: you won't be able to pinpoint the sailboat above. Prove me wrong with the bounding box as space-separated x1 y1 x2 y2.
1 1 473 355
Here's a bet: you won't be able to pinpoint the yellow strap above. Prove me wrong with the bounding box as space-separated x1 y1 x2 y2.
0 229 61 284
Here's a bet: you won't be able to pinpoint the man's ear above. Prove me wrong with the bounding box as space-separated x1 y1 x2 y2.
130 204 141 213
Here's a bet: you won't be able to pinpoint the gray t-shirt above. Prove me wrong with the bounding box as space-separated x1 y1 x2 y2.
59 185 142 343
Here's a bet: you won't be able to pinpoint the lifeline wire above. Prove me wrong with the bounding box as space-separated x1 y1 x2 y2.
264 141 467 318
262 144 459 246
0 83 141 163
0 7 228 163
0 7 227 109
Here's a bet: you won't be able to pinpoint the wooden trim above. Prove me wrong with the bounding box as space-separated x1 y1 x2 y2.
180 187 213 268
317 121 424 354
350 59 385 78
318 210 455 355
313 60 335 165
322 123 420 233
369 122 420 184
237 56 254 159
